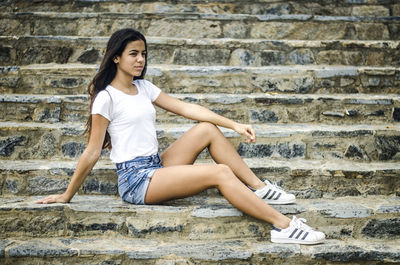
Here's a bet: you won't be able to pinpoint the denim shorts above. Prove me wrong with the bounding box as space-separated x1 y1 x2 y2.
116 153 163 205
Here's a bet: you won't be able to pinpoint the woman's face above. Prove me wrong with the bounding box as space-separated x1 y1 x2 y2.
114 40 146 77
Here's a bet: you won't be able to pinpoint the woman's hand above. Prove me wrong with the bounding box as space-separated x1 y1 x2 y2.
234 123 256 143
35 193 70 204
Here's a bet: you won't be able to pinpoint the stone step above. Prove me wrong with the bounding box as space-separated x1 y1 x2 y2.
1 236 399 265
0 195 399 242
1 64 399 95
1 122 399 162
1 157 399 198
2 36 400 67
1 93 399 124
1 12 399 40
2 0 398 17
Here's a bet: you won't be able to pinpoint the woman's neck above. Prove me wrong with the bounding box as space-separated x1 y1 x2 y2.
110 72 136 93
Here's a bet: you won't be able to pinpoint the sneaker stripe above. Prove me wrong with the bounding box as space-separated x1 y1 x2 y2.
262 189 272 200
302 232 309 240
274 192 282 200
295 230 304 239
272 226 281 232
289 228 298 238
268 191 277 200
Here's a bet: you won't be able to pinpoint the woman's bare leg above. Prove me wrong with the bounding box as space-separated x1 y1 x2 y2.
145 163 291 229
161 122 265 189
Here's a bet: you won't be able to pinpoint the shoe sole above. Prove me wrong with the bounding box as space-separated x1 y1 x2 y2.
271 238 325 245
263 198 296 205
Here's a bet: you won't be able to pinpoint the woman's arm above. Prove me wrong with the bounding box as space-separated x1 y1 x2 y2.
36 114 110 204
154 92 256 143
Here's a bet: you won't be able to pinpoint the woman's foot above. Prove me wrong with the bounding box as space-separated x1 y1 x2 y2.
270 216 326 244
253 180 296 205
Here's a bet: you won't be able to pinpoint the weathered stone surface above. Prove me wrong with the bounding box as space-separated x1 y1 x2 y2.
378 205 400 213
77 48 100 64
310 202 373 218
250 109 279 123
229 49 256 66
33 107 61 122
322 111 345 117
0 47 11 64
2 122 400 161
345 145 369 160
340 77 355 87
192 205 243 218
346 98 393 105
352 6 390 17
345 109 357 116
3 36 400 67
222 21 247 38
362 218 400 238
36 133 58 158
126 241 252 261
271 203 307 215
67 195 128 213
361 76 381 87
365 110 385 117
311 243 364 262
2 64 399 95
288 49 315 65
51 77 85 89
310 243 400 262
69 221 121 233
252 76 314 93
27 176 69 195
5 179 20 194
318 50 363 65
61 238 155 256
375 136 400 160
311 128 374 137
16 46 73 64
237 143 274 158
0 240 12 258
1 12 397 40
127 217 185 237
255 243 300 258
259 50 286 65
0 213 65 236
293 188 324 199
67 214 125 235
8 240 78 257
0 0 395 17
237 142 305 159
0 136 25 157
173 49 230 66
315 67 358 78
147 19 222 39
61 142 86 158
81 177 117 195
394 108 400 122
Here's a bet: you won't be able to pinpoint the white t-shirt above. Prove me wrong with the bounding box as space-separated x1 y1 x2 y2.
91 79 162 163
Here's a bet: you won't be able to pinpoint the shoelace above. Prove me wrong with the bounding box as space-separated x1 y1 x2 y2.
292 217 315 232
266 180 285 192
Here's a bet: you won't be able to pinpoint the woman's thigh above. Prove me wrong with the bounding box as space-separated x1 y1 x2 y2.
145 163 232 204
161 122 218 166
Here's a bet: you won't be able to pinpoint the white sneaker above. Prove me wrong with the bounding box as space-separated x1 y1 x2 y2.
271 216 326 245
254 180 296 205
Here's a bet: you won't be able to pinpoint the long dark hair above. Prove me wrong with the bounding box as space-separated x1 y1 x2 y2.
85 28 148 149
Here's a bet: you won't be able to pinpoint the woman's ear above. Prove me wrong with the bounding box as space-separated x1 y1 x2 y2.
113 56 119 64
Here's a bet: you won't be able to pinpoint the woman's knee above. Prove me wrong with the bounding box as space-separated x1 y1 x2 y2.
214 164 235 184
194 122 220 137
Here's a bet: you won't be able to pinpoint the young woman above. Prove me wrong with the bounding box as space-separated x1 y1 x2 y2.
36 28 325 245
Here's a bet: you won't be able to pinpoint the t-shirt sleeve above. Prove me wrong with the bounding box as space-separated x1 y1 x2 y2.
143 80 162 102
91 90 112 121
